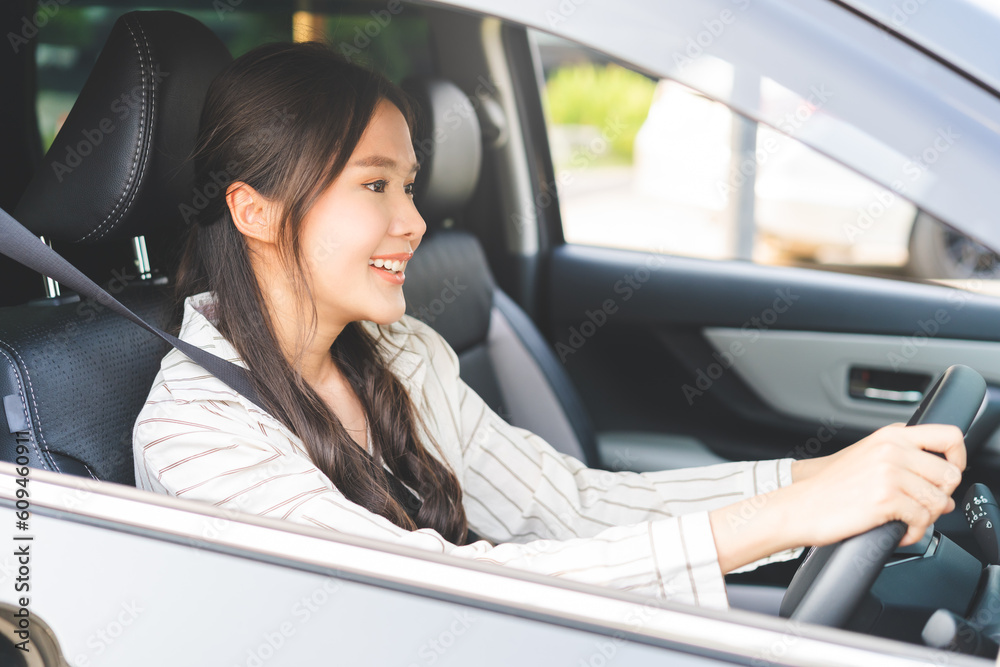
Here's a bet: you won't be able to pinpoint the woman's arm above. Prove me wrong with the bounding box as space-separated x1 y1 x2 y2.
710 423 964 573
406 315 965 580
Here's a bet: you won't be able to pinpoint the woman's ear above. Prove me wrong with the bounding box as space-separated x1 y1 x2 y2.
226 182 278 245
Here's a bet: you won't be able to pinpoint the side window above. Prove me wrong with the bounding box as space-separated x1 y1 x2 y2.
531 30 998 287
314 11 432 83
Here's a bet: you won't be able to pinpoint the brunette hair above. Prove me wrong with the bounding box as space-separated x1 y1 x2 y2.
173 42 469 543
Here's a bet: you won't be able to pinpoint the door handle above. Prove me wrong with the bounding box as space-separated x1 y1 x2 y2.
848 367 932 404
858 387 924 403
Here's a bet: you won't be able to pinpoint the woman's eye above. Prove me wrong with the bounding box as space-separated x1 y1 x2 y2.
404 182 415 197
364 179 388 193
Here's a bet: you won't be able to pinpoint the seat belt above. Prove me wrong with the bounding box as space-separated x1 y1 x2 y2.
0 206 445 535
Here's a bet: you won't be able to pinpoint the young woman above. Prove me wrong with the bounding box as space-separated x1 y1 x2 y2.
133 42 965 609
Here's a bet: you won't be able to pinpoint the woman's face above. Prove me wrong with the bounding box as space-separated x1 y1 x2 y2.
298 98 426 329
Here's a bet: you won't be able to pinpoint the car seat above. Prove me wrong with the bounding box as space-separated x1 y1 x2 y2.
0 11 231 482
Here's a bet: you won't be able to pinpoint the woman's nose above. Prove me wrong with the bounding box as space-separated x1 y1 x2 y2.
398 200 427 240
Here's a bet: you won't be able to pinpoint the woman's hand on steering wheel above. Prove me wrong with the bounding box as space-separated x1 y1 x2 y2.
709 423 965 573
787 423 965 548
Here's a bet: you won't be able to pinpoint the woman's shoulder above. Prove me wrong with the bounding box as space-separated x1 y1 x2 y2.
362 315 458 388
143 291 252 407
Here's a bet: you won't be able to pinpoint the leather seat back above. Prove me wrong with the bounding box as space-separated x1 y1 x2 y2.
0 11 231 483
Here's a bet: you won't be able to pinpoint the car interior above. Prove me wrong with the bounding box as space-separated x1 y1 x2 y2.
5 0 1000 654
0 7 610 487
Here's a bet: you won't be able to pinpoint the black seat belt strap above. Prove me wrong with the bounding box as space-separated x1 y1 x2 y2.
0 208 260 407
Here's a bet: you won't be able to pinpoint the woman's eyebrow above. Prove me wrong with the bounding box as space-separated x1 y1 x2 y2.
350 155 420 174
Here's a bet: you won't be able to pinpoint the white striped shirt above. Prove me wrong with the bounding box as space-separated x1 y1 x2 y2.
133 291 800 609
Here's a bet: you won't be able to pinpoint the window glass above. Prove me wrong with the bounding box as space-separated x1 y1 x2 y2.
36 3 431 151
319 13 432 83
531 30 1000 291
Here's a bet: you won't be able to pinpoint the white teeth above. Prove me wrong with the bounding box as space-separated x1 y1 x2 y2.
369 258 408 274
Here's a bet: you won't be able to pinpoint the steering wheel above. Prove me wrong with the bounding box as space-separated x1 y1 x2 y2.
778 364 987 627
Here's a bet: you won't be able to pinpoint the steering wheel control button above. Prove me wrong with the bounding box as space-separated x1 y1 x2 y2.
964 483 1000 565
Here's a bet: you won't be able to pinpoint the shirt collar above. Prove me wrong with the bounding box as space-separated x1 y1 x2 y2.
178 291 428 395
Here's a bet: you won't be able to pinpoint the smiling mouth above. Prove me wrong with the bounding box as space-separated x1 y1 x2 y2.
368 258 408 274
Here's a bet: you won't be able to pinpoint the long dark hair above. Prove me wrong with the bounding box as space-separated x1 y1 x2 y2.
173 42 469 543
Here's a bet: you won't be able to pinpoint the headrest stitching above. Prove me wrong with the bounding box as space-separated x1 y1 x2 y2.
77 14 153 243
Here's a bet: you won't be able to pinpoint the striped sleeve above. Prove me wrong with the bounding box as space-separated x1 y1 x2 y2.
406 317 802 607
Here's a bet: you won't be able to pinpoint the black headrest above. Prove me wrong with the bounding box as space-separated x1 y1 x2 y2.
404 231 494 353
15 11 232 244
402 78 483 227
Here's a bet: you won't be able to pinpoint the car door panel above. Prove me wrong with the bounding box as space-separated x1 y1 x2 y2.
702 328 998 432
543 243 1000 477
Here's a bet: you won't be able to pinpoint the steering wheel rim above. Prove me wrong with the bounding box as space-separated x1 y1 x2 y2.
778 364 987 627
